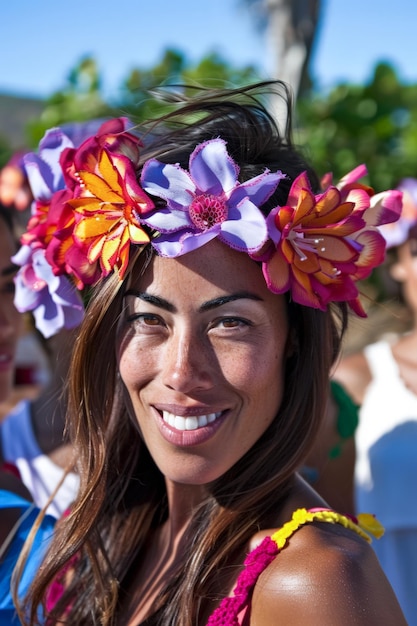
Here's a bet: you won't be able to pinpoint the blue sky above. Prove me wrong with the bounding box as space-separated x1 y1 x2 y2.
1 0 416 99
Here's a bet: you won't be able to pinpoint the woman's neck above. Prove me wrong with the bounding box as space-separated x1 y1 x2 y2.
164 479 207 536
120 485 206 626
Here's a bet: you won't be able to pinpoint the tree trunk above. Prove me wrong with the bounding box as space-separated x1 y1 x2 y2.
264 0 321 126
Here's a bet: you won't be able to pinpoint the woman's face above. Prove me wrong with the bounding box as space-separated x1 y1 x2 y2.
117 239 289 485
0 217 22 403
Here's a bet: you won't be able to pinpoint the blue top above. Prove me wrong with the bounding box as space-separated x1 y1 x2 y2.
0 490 56 624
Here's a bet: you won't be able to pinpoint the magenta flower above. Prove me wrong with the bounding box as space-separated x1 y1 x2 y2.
14 127 84 337
140 138 285 257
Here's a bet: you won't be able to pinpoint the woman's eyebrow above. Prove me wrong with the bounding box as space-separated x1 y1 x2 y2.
124 290 176 312
199 292 263 312
124 289 263 313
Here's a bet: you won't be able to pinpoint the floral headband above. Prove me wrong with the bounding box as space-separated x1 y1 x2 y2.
13 117 402 338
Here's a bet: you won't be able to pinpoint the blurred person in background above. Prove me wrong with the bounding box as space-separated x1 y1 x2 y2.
0 162 77 624
307 178 417 625
0 155 80 520
0 202 34 555
0 121 106 520
0 328 79 518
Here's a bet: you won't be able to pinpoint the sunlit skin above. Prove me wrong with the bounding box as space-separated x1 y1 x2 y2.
0 219 22 404
117 239 289 497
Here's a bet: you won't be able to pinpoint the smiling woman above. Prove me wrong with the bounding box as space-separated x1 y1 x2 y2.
4 81 407 625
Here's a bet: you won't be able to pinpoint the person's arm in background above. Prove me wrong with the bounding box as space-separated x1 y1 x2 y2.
302 353 371 515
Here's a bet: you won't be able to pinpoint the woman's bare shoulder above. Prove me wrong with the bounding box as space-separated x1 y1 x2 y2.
249 520 406 625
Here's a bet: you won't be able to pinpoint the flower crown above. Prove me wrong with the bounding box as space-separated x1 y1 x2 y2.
13 117 402 338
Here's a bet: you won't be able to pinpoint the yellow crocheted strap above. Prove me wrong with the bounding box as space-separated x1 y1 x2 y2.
270 508 384 550
356 512 385 539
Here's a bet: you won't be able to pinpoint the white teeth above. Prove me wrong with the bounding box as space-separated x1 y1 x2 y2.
162 411 221 431
185 417 199 430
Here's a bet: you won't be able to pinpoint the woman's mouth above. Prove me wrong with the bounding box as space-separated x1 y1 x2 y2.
155 407 228 446
162 410 222 431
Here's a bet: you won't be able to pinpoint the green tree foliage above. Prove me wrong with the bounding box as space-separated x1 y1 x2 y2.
21 53 417 202
26 57 113 146
295 62 417 304
296 63 417 191
25 50 259 145
0 136 13 169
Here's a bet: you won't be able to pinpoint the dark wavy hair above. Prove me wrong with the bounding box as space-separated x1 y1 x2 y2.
17 81 348 625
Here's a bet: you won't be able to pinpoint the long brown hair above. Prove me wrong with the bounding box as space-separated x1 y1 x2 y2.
17 81 348 625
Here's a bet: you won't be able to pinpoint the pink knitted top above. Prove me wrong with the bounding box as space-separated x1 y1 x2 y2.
205 507 381 626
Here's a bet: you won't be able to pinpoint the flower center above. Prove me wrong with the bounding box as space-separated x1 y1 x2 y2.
189 194 228 230
288 229 326 261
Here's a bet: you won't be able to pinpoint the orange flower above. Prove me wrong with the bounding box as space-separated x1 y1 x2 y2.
49 119 155 283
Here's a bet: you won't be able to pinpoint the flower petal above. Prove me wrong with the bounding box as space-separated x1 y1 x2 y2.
366 189 403 227
351 229 386 280
220 198 268 252
189 138 238 195
141 160 195 210
23 128 74 200
152 228 219 257
263 250 291 294
141 206 192 233
230 170 286 207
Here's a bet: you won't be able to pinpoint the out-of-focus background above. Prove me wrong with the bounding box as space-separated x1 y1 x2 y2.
1 0 416 348
2 7 417 618
1 0 416 184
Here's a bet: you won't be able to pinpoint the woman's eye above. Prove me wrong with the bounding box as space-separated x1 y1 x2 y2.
220 319 240 328
127 313 163 326
213 317 251 330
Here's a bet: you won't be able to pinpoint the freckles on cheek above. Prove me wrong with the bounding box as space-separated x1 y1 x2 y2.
118 340 156 389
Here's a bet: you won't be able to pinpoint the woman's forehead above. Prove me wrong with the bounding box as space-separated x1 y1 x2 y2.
132 240 267 294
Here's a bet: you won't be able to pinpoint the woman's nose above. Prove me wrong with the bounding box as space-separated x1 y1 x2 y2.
162 330 214 393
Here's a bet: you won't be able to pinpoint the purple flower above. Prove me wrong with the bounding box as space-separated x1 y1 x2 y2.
140 138 285 257
13 128 86 338
23 127 74 201
12 246 84 339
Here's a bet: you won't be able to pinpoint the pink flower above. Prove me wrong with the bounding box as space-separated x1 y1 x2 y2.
257 170 401 316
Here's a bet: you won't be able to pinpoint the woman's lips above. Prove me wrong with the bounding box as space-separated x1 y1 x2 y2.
154 407 228 446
